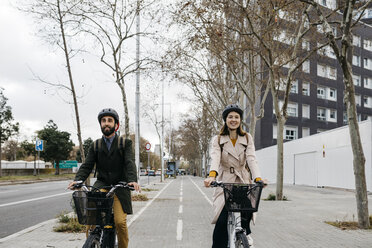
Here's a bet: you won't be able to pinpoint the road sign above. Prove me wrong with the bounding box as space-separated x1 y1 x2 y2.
35 140 44 151
145 142 151 151
54 160 78 169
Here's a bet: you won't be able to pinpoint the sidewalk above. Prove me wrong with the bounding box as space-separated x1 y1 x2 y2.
1 179 372 248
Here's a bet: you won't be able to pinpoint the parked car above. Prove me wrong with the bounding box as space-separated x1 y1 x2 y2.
140 169 146 176
156 169 161 176
148 170 156 176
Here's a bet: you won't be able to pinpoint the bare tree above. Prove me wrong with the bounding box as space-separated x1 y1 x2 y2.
20 0 86 163
300 0 371 229
72 0 153 137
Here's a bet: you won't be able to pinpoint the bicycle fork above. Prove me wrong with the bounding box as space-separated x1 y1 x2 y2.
227 212 245 248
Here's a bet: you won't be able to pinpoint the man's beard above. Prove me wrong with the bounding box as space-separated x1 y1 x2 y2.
101 126 115 136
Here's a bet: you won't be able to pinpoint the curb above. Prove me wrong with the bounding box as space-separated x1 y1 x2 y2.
0 218 57 243
0 178 73 186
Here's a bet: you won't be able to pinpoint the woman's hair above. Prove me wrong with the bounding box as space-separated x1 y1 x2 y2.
219 123 247 136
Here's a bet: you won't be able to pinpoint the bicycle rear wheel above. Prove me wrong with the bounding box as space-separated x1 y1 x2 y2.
235 232 250 248
83 234 101 248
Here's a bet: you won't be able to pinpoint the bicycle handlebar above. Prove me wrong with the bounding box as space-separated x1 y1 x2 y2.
71 180 135 197
210 181 264 189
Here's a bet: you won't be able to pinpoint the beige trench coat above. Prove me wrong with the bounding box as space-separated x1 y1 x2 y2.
209 133 261 224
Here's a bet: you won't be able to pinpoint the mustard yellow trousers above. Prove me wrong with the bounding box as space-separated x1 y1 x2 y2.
86 191 129 248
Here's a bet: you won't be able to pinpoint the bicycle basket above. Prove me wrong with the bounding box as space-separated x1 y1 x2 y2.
72 191 114 225
223 183 263 212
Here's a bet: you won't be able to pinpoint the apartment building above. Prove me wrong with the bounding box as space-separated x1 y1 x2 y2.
253 0 372 149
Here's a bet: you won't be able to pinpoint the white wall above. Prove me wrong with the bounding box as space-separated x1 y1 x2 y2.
256 120 372 192
1 160 46 169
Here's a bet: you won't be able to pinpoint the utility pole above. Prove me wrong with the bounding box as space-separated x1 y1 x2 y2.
135 0 140 179
161 81 165 182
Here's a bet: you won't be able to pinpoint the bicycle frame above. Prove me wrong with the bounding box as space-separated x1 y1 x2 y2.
71 181 134 248
211 181 262 248
227 211 245 248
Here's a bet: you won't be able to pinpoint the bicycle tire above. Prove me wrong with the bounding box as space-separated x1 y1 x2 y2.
235 232 250 248
83 234 101 248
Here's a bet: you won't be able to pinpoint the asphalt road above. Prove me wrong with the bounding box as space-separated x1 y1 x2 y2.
0 180 73 238
0 175 161 239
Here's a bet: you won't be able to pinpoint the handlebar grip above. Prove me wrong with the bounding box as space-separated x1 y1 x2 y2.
71 181 84 189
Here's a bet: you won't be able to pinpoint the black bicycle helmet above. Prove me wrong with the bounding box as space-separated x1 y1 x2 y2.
222 104 243 122
98 108 119 124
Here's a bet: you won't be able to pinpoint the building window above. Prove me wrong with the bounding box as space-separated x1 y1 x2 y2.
364 58 372 70
343 112 348 124
328 109 337 122
290 80 298 94
302 104 310 119
287 102 298 117
317 63 336 80
317 107 326 121
302 82 310 96
273 124 277 139
355 94 361 106
303 60 310 73
353 74 361 86
302 127 310 137
353 35 361 47
364 77 372 89
363 39 372 52
353 55 361 67
302 40 310 51
317 86 326 99
285 126 297 140
364 96 372 108
358 113 362 122
328 88 337 101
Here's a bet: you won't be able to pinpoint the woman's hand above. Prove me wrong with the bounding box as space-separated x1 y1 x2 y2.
204 177 216 187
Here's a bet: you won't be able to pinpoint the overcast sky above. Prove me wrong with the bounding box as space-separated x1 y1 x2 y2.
0 0 193 151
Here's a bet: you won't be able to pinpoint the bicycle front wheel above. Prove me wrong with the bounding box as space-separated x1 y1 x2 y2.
235 232 250 248
83 234 101 248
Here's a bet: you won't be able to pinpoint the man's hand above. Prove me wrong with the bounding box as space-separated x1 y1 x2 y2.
128 182 141 192
204 177 216 187
67 181 77 190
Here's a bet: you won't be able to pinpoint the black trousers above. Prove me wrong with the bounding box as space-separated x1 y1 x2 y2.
212 207 252 248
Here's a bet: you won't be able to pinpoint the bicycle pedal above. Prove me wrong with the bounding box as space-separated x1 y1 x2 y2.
104 225 113 228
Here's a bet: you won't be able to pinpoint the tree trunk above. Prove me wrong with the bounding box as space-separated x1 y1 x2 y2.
57 0 85 163
0 132 2 177
343 62 370 229
55 160 60 175
276 117 284 200
118 78 130 138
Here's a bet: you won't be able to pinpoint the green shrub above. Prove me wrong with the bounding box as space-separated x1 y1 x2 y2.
132 193 149 201
264 193 288 201
54 212 85 233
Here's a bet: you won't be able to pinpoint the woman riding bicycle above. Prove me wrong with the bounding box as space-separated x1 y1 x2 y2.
204 104 263 248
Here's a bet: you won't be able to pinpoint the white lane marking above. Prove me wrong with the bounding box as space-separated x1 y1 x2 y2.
0 218 57 243
128 180 174 227
178 205 183 214
189 177 213 206
180 191 183 196
0 192 71 208
179 196 183 202
176 219 183 241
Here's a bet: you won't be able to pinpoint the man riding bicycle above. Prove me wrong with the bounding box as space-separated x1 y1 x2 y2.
68 108 140 248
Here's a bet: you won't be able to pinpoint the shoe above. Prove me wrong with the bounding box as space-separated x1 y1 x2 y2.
247 234 254 246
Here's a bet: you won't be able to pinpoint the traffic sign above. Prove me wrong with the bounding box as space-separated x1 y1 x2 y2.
35 140 44 151
145 142 151 151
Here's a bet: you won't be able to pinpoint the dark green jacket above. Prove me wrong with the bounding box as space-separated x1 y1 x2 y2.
74 135 137 214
